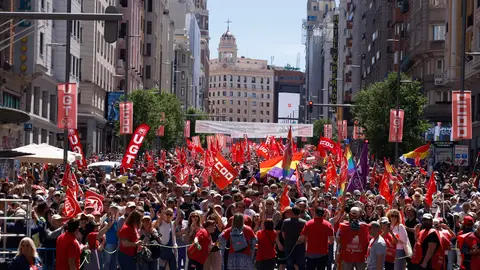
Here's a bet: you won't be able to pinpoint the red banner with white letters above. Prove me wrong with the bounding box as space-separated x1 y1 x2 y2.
452 91 472 140
121 124 150 170
337 120 347 141
119 102 133 134
324 124 333 139
57 83 77 129
62 187 82 221
184 120 191 137
389 109 404 142
85 190 105 213
67 129 87 168
211 152 238 190
256 142 270 159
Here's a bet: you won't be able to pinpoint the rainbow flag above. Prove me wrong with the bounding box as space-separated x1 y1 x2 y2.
337 182 346 197
345 145 356 175
399 144 430 166
260 156 283 177
264 152 303 179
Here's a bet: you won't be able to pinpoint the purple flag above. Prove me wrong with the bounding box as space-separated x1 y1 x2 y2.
346 143 369 192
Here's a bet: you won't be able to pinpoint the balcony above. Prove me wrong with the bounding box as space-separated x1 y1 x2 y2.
346 38 353 47
347 21 353 29
393 8 404 23
345 54 352 65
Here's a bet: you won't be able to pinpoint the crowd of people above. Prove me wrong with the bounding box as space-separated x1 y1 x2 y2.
0 148 480 270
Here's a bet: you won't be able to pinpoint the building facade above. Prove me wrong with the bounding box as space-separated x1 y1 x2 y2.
193 0 210 111
208 28 274 123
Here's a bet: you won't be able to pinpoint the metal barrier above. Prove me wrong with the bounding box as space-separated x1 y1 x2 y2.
0 199 33 257
0 248 56 269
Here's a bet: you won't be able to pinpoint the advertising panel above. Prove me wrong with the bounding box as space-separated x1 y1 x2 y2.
14 0 35 75
278 93 300 123
454 145 469 166
452 91 472 140
106 92 123 122
57 83 77 129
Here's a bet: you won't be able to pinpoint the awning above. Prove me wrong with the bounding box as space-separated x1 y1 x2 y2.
0 150 34 158
0 107 30 124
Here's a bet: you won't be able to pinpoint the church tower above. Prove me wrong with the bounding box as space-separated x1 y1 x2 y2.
217 20 237 64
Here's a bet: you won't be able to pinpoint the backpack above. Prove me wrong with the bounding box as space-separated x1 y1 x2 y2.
230 227 249 252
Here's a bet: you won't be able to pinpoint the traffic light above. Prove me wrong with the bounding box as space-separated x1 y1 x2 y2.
308 101 313 113
104 6 119 43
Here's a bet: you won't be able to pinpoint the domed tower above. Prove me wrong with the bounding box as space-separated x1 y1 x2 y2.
218 22 238 63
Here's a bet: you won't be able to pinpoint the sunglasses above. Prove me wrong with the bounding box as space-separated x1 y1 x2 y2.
165 213 173 216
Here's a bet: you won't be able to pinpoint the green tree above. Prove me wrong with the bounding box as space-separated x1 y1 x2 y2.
186 107 208 145
115 90 184 150
308 119 331 145
352 72 429 159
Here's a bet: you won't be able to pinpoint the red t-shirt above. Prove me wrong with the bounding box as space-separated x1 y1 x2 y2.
187 228 212 264
222 226 256 255
301 218 333 255
255 230 277 261
56 232 81 270
226 215 253 228
118 223 139 256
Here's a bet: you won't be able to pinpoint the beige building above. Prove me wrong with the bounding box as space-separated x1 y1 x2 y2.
208 28 274 123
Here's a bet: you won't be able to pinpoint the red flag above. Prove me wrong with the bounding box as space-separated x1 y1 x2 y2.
60 164 83 196
379 171 392 205
67 129 87 168
175 165 190 185
211 152 238 190
201 167 212 187
85 190 105 213
256 142 270 159
325 156 337 192
248 176 257 185
414 156 421 167
279 186 291 212
62 188 82 221
425 173 437 207
121 124 150 170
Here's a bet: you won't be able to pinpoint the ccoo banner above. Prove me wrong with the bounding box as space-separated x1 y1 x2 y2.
452 91 472 140
388 109 404 142
119 102 133 134
57 83 77 129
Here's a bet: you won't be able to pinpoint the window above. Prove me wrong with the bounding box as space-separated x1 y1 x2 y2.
252 101 257 106
222 91 227 96
260 77 264 83
229 91 233 96
2 92 20 109
244 101 247 105
244 76 247 82
237 76 240 82
243 118 247 122
182 54 186 63
229 108 233 113
267 86 270 90
237 83 241 88
251 93 256 98
230 75 233 81
237 109 240 113
229 100 233 105
146 43 152 56
244 92 247 97
252 77 256 83
267 94 271 98
39 32 44 56
267 78 270 84
145 65 151 79
266 102 270 107
432 25 445 40
260 102 264 107
148 0 153 12
146 21 152 34
244 84 247 88
237 101 240 105
181 71 185 80
252 110 256 114
181 87 185 96
436 59 444 72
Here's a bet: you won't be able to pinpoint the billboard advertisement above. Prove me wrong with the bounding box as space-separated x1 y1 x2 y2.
195 121 313 138
278 93 300 123
106 92 123 122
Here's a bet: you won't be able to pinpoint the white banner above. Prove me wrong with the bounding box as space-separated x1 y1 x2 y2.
195 121 314 138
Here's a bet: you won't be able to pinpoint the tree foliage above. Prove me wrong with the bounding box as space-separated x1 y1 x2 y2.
186 107 208 145
352 72 429 159
115 90 185 150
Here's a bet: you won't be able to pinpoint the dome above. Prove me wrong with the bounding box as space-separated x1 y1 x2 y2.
221 30 234 38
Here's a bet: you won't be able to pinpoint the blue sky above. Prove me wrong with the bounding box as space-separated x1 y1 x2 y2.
208 0 306 69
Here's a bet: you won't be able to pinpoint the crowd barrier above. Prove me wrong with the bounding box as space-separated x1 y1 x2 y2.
0 248 57 269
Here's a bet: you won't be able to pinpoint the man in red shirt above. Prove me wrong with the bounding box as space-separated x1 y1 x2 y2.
187 220 215 270
56 218 84 270
297 207 334 270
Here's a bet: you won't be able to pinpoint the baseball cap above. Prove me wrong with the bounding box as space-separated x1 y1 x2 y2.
52 214 62 220
369 221 381 228
464 216 475 225
126 202 136 208
350 207 361 215
380 217 390 224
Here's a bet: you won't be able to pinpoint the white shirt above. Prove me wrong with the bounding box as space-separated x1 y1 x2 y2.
391 223 409 250
158 221 177 246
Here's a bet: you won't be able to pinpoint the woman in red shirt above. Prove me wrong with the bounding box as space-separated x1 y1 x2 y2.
187 220 215 270
255 218 277 270
220 213 257 270
118 210 142 270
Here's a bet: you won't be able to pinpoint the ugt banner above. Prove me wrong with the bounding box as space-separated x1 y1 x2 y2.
452 91 472 140
67 129 87 168
212 152 238 190
119 102 133 134
121 123 150 170
389 109 404 142
57 83 77 129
